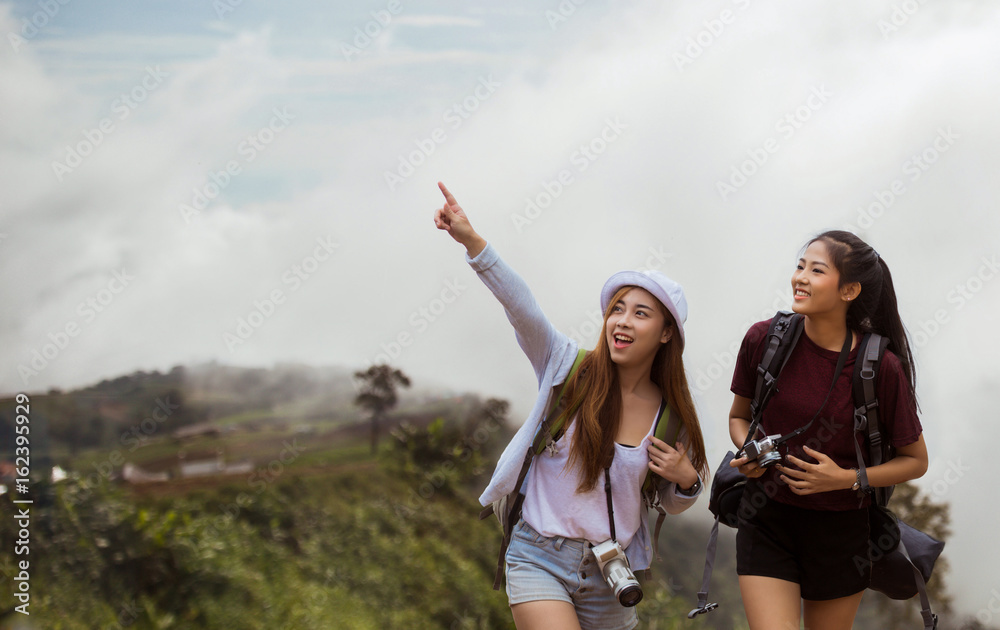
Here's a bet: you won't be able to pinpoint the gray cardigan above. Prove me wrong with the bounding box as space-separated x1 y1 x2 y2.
469 242 700 570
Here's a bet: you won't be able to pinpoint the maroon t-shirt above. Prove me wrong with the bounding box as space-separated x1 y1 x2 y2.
731 319 922 511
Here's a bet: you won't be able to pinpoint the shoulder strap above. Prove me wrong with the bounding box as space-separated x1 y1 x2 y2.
643 399 682 560
745 311 804 447
484 347 588 591
851 332 890 504
534 348 588 455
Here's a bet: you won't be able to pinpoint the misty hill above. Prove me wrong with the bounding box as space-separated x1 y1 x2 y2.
0 362 476 463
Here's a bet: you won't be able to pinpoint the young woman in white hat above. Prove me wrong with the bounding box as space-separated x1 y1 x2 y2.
434 182 709 630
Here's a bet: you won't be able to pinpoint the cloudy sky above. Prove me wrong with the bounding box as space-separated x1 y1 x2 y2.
2 0 998 617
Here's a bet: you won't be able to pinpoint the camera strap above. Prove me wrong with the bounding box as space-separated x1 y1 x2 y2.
743 326 852 452
773 328 852 446
604 466 617 542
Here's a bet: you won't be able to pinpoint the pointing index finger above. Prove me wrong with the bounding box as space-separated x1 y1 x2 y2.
438 181 456 204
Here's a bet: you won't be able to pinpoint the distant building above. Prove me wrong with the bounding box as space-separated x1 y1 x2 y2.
178 452 253 478
172 422 221 441
122 463 169 483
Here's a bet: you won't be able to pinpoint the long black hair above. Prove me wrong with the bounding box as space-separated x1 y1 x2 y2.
808 230 916 404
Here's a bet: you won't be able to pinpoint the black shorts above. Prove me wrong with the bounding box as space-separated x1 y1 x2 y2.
735 480 870 600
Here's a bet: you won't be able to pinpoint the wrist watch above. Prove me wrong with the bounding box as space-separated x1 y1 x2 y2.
678 475 702 497
850 468 861 492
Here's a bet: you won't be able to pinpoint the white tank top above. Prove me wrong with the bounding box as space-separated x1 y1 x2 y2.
521 411 657 549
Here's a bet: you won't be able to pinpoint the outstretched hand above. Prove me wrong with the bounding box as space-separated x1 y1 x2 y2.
434 182 485 256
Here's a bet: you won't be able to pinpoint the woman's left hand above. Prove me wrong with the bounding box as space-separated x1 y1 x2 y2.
777 446 853 495
648 437 698 488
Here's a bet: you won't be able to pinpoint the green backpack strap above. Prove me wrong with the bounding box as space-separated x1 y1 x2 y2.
643 400 682 562
533 348 587 455
485 347 588 591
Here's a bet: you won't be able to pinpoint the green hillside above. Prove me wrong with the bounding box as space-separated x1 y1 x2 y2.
0 363 977 629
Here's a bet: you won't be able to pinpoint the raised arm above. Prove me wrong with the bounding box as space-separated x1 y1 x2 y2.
433 182 571 384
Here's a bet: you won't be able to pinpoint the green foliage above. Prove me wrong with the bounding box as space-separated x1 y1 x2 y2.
385 418 485 495
0 381 964 630
0 456 510 628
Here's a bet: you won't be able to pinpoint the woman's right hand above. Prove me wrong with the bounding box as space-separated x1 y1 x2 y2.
434 182 486 257
730 453 767 478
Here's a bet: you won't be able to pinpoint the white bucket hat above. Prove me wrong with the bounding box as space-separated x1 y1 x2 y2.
600 270 688 349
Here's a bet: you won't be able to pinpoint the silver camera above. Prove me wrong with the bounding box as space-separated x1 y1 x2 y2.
592 539 642 607
741 434 783 468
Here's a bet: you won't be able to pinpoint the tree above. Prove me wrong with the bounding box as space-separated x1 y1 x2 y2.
353 364 411 454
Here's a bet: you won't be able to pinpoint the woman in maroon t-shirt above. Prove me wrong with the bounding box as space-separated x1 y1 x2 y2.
727 231 928 630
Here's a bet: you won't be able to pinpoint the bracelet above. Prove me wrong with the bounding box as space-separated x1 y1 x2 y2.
851 468 861 492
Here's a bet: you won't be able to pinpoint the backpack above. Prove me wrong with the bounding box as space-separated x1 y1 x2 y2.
690 312 943 629
479 348 682 589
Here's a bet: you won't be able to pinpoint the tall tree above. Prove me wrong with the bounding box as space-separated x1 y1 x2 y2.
353 364 411 454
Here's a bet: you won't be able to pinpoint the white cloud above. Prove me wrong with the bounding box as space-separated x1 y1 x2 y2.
1 0 999 616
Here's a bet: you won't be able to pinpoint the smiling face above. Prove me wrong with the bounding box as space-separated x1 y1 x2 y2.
604 287 673 366
791 240 859 316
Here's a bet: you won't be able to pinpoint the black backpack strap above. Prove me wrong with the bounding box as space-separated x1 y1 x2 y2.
851 333 889 502
687 515 721 619
897 537 940 629
745 312 804 448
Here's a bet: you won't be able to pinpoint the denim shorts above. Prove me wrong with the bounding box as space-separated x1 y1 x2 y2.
504 519 638 630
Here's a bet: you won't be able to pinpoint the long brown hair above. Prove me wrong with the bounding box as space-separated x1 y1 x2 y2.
559 286 708 492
